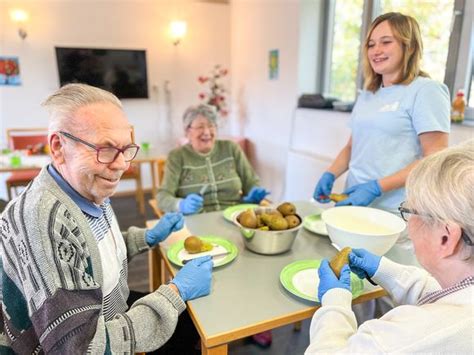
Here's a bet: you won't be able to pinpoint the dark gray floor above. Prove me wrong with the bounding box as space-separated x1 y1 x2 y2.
111 194 310 355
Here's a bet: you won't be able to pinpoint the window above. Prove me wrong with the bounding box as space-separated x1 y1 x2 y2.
469 69 474 107
328 0 364 101
319 0 470 117
380 0 454 84
468 46 474 108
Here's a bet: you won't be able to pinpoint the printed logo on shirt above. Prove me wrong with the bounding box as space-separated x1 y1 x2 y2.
379 101 400 112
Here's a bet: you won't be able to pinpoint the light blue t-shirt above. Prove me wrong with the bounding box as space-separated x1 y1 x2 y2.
347 76 450 212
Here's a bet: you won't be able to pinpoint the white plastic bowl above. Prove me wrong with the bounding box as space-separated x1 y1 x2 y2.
321 206 406 255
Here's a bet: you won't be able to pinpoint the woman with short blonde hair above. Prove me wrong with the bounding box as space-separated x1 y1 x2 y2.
306 140 474 353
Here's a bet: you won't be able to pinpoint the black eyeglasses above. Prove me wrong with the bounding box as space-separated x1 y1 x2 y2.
398 202 473 246
59 131 140 164
398 202 428 222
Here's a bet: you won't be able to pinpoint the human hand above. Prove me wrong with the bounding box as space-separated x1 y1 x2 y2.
336 180 381 206
318 259 351 301
179 194 204 215
145 212 184 246
349 248 381 279
313 172 336 203
171 256 213 301
242 187 270 203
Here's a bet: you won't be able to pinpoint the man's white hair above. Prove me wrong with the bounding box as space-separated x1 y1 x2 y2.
43 83 122 136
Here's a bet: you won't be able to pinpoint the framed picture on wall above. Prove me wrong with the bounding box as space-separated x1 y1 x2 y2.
269 49 279 80
0 57 21 86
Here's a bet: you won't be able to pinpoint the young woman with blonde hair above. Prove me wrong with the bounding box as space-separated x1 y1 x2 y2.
313 13 450 246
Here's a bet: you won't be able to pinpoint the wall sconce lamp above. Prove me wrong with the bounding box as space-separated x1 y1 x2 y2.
170 21 187 46
9 9 29 40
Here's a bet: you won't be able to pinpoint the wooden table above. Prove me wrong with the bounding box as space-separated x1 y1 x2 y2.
0 154 50 172
148 201 416 355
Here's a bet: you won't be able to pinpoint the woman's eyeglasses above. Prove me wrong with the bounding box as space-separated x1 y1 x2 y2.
59 131 139 164
398 201 473 246
188 124 217 132
398 202 424 222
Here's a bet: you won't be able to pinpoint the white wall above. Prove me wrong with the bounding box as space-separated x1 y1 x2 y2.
229 0 300 201
0 0 230 200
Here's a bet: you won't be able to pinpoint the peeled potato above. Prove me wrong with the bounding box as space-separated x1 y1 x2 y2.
329 193 349 202
329 247 352 278
184 236 203 254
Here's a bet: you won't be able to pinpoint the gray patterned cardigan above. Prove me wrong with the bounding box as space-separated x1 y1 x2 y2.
0 167 186 354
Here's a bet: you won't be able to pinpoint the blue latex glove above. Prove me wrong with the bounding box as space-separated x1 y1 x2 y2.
242 187 270 203
313 172 336 203
179 194 204 215
171 256 213 301
145 212 184 246
349 248 381 279
336 180 382 206
318 259 351 302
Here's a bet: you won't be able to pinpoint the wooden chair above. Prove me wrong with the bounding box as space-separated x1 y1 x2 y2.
121 126 145 214
147 158 166 218
121 164 145 214
148 198 164 218
5 128 48 200
147 159 168 291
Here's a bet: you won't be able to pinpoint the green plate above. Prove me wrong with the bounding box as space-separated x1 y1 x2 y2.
303 213 328 236
280 259 364 303
222 204 258 222
167 236 238 267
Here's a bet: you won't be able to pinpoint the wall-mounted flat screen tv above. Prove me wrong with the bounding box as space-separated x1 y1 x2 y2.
55 47 149 99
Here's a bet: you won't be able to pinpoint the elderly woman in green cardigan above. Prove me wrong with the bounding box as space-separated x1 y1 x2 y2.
157 104 269 215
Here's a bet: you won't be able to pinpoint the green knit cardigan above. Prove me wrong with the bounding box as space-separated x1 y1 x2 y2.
157 140 260 212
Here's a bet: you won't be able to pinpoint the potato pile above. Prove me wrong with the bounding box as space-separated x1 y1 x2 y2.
237 202 301 231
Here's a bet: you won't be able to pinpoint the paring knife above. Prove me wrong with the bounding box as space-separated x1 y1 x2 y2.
182 251 230 264
199 184 209 196
331 243 377 286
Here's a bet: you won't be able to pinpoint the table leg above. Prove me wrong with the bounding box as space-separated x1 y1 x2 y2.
201 342 228 355
149 161 157 198
148 248 161 292
160 255 169 284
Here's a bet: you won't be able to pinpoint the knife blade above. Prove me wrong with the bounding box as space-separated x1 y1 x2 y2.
199 184 209 196
331 243 377 286
182 251 230 264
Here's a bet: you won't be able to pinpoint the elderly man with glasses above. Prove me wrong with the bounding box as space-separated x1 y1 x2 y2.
0 84 213 354
306 140 473 354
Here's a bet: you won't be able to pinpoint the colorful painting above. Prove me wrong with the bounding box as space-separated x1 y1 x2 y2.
269 49 279 80
0 57 21 85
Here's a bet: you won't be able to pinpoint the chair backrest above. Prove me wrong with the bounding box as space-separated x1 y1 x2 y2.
7 128 48 150
157 158 166 185
148 199 164 218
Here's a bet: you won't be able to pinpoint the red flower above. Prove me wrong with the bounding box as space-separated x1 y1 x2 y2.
198 66 229 117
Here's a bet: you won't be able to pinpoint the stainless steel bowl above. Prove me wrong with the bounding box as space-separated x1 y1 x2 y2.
233 207 302 255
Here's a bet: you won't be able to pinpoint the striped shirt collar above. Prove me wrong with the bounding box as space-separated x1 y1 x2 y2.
418 275 474 305
47 164 109 218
